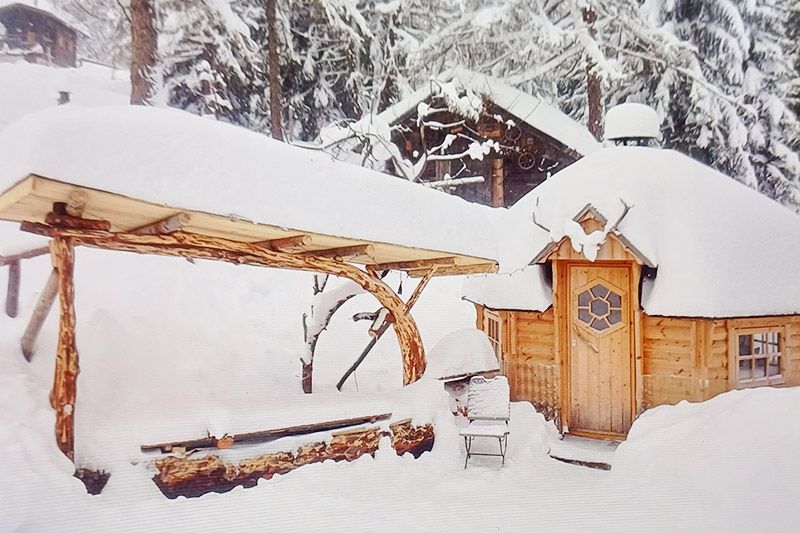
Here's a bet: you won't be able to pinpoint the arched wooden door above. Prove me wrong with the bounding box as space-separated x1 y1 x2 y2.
566 264 633 438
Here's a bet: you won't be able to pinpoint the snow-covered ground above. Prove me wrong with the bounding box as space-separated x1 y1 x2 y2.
1 60 799 532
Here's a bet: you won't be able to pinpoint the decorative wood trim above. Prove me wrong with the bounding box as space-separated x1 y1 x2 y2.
631 263 644 417
406 262 497 277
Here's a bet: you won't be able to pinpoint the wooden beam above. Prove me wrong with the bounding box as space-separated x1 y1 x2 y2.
407 262 497 277
0 246 49 266
20 269 59 361
369 256 456 272
51 237 79 461
5 259 20 318
301 244 375 262
254 234 312 253
21 224 426 385
337 266 439 390
129 212 191 235
491 158 504 208
45 211 111 231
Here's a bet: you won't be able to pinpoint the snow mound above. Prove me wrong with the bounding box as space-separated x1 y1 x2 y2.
463 265 552 312
425 328 499 380
604 103 660 141
610 387 800 531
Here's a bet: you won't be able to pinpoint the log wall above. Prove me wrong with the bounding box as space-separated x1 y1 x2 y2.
477 303 800 425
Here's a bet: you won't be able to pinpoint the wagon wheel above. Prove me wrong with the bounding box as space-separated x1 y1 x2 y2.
517 150 536 170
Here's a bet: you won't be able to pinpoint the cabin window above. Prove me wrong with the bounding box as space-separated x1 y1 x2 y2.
484 311 501 359
577 283 623 333
733 328 783 386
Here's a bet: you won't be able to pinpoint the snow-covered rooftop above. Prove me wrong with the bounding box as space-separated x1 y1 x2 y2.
0 1 88 36
0 105 499 267
465 146 800 318
346 67 601 156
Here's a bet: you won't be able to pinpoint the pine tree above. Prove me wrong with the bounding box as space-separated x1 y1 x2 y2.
158 0 265 128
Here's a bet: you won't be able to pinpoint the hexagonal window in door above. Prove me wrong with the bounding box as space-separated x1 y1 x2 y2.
577 282 623 333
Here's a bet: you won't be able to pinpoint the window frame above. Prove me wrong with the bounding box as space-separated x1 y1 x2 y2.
729 325 786 388
484 310 502 360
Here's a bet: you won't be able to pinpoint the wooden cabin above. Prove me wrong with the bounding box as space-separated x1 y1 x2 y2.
464 104 800 440
329 68 600 207
0 2 81 67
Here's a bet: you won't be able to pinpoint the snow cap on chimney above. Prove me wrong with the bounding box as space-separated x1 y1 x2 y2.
604 103 660 146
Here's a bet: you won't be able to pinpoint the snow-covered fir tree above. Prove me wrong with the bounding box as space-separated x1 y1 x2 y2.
157 0 266 129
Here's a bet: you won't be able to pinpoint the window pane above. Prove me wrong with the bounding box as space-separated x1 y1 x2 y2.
754 358 767 379
608 309 622 325
739 359 752 380
591 318 609 331
590 284 609 298
768 356 781 377
738 335 752 356
578 308 592 324
578 291 591 306
607 292 622 308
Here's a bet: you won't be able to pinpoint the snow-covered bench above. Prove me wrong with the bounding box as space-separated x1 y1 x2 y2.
460 375 510 468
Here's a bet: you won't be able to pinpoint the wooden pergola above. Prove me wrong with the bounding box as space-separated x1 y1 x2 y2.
0 174 498 462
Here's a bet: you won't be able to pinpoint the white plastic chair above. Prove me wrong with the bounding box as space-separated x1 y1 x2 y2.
460 375 510 468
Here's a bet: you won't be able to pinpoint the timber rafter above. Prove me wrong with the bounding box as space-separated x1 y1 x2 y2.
22 221 428 386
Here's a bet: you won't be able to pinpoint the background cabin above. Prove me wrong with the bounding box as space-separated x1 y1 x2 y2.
0 2 81 67
329 69 600 207
464 104 800 440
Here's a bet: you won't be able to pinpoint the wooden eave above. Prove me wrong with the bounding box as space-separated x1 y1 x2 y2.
0 174 498 276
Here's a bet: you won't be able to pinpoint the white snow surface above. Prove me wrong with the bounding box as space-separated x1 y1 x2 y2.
339 67 601 156
604 102 661 140
0 104 498 261
463 265 553 312
485 146 800 317
0 61 129 129
424 328 499 380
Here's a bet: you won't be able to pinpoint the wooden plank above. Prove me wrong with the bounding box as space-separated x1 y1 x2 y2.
407 262 497 277
141 413 392 453
0 175 498 270
491 158 504 207
369 256 455 272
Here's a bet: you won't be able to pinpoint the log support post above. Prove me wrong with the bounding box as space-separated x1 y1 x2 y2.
5 259 20 318
20 268 59 361
491 158 504 208
50 237 79 461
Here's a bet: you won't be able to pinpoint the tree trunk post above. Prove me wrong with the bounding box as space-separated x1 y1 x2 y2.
583 6 604 141
266 0 283 140
130 0 158 105
20 268 59 361
50 238 79 461
301 360 313 393
5 259 20 318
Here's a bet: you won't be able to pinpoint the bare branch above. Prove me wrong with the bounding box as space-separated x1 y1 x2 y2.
607 199 633 234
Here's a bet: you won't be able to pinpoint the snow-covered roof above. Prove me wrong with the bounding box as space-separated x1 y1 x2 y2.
604 103 660 141
465 146 800 318
347 68 601 156
462 266 552 311
0 1 88 36
0 105 499 271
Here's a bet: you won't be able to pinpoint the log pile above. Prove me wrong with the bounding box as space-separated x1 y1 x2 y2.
153 422 433 499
